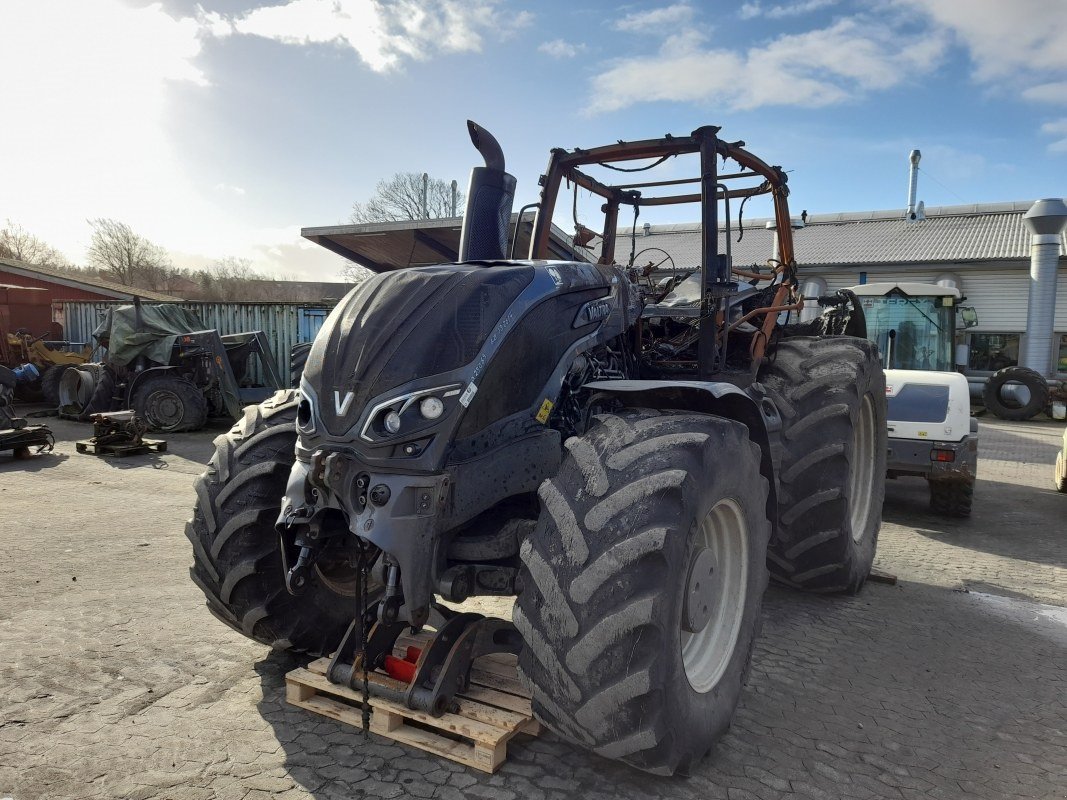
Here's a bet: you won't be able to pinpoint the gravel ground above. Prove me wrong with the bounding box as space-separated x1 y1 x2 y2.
1 410 1064 800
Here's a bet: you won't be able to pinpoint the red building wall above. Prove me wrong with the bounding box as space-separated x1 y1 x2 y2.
0 267 118 338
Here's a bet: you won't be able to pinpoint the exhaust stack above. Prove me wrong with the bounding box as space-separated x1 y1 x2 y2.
458 121 516 262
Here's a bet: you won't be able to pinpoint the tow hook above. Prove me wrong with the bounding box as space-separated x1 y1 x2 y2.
285 546 318 596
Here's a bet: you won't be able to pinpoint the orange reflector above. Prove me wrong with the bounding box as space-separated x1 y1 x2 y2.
931 449 955 462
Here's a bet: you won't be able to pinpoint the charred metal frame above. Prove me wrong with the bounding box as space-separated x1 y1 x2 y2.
529 127 798 375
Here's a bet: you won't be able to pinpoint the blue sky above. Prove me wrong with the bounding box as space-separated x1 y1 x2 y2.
2 0 1066 279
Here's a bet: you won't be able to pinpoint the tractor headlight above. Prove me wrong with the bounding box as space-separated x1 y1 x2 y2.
419 397 445 420
383 410 402 434
361 384 463 443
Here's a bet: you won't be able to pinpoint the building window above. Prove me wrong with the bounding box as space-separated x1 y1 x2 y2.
968 333 1020 372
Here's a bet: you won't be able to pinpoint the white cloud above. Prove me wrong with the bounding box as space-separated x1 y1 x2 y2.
589 17 946 113
893 0 1067 81
538 39 585 58
1040 119 1067 153
740 0 839 19
1023 82 1067 105
614 4 695 33
214 183 247 196
220 0 532 73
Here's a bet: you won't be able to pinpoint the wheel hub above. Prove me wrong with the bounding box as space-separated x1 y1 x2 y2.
146 390 184 429
680 498 749 694
682 546 716 633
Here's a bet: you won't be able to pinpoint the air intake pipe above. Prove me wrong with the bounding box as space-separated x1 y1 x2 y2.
1021 198 1067 374
458 121 516 262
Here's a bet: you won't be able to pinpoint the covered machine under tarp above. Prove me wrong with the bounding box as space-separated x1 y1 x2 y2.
91 304 207 367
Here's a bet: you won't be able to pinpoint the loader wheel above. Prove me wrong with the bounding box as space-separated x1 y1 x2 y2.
131 375 208 432
928 478 974 517
515 409 771 775
187 389 375 654
40 364 73 407
758 336 886 593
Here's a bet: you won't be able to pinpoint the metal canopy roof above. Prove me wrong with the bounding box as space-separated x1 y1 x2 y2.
302 214 590 273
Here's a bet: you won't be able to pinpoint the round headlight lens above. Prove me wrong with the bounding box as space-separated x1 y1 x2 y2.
419 396 445 420
383 410 402 434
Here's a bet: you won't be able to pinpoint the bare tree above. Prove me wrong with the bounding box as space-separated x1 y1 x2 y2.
340 261 373 285
86 218 173 287
0 220 73 269
350 173 463 223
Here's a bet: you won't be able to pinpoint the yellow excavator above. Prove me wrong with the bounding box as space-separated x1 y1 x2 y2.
1 306 92 404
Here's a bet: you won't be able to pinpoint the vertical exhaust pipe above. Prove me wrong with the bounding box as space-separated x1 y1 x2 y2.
906 149 921 221
458 121 516 262
1022 198 1067 374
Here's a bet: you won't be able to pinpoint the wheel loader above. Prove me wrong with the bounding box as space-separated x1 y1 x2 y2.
188 122 886 775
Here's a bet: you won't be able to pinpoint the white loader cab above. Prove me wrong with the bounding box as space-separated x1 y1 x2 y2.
848 282 978 517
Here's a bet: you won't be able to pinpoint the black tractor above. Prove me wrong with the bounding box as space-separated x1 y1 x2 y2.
188 122 885 774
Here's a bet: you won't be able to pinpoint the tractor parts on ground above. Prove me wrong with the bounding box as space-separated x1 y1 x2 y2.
0 363 54 459
75 410 166 457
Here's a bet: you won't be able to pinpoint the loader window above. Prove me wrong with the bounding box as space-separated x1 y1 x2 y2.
860 294 954 371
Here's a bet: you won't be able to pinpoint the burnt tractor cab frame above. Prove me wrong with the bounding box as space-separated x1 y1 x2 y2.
189 121 884 775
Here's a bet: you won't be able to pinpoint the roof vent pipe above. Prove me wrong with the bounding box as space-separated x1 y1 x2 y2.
906 149 922 221
1021 198 1067 375
643 222 651 236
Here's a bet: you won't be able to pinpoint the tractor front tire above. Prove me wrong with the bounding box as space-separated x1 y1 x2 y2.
759 336 886 593
928 478 974 517
187 390 357 654
515 409 771 775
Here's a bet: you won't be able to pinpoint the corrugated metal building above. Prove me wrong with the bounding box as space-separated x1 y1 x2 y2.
55 300 334 382
629 201 1067 376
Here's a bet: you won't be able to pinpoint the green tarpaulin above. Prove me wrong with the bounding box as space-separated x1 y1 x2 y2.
92 305 207 367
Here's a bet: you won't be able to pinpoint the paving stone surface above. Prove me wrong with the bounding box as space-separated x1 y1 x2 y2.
0 412 1064 800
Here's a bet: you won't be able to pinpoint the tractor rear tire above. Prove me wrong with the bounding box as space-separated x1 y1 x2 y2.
187 389 362 654
290 342 312 388
758 336 886 593
983 366 1048 421
515 409 771 775
928 478 974 517
40 364 73 407
131 375 208 432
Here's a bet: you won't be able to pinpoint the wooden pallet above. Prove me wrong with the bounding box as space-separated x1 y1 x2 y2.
286 631 540 773
75 437 166 457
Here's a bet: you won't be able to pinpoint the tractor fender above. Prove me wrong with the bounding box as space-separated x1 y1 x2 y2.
582 379 781 530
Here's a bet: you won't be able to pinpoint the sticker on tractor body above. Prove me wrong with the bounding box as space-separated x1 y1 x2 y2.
535 398 554 424
459 383 478 408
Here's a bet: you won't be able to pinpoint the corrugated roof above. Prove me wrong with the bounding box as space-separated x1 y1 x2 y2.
0 256 182 301
625 201 1066 269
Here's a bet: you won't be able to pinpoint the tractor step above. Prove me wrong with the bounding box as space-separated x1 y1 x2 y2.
285 629 540 773
75 437 166 457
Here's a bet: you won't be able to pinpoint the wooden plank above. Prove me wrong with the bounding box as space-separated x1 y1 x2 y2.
288 668 509 744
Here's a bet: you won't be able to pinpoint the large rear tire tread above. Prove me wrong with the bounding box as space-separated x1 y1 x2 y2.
516 409 770 775
40 364 73 407
290 342 312 388
758 336 887 594
187 389 354 655
928 479 974 517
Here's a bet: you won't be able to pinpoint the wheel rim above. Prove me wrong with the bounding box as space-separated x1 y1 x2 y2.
680 498 749 694
849 394 877 543
144 389 185 430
